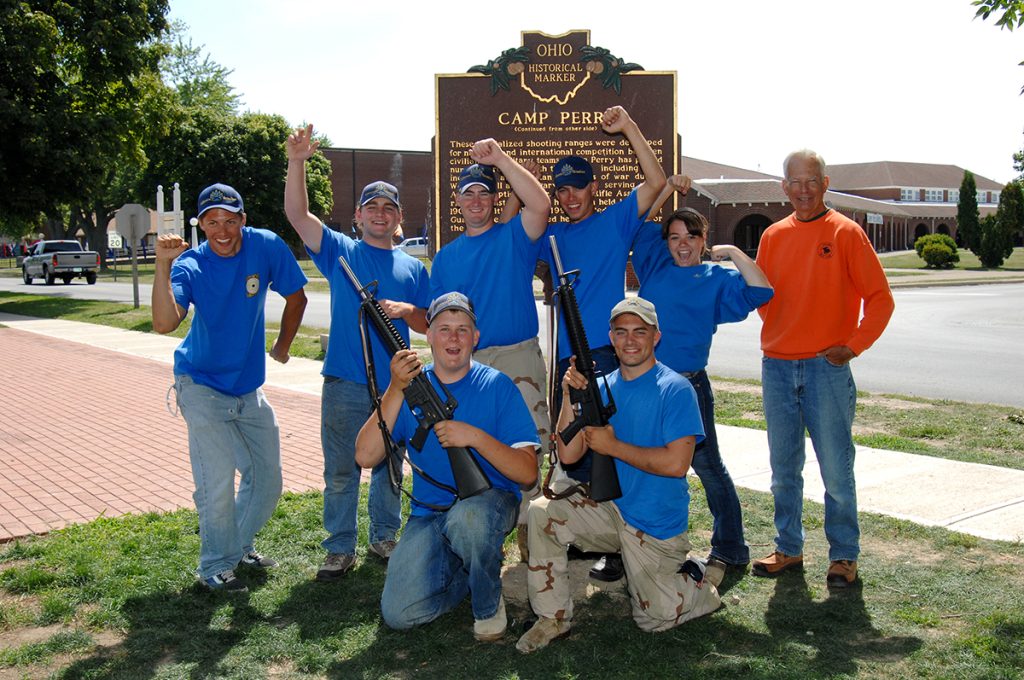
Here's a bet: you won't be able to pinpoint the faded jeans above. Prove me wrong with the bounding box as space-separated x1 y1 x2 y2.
175 375 283 580
686 370 750 565
380 488 517 629
321 376 401 556
761 356 859 562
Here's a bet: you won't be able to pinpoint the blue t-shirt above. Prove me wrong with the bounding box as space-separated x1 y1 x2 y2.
392 362 540 516
310 226 431 388
632 222 774 373
430 216 542 349
172 227 307 396
606 362 704 540
542 190 644 360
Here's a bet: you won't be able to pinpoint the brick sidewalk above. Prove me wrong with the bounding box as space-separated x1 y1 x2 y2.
0 326 324 541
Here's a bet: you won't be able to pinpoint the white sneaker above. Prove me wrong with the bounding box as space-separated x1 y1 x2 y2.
473 596 507 641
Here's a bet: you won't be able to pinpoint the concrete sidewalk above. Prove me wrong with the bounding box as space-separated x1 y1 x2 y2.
1 312 1021 544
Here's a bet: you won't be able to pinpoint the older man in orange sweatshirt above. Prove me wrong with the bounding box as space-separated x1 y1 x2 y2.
752 149 894 589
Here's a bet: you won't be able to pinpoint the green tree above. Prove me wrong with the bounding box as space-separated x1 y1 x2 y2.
0 1 171 235
139 111 333 252
957 171 981 252
975 184 1019 267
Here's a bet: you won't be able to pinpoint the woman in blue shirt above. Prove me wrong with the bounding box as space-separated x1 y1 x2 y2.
631 176 774 585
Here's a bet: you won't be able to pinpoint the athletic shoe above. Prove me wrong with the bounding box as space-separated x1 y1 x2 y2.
369 540 397 561
240 551 277 568
316 553 356 581
201 569 247 592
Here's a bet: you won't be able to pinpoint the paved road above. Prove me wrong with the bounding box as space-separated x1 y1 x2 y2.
3 277 1023 407
706 283 1024 408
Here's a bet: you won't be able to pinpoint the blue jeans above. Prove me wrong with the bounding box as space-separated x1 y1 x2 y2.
555 344 619 483
380 488 517 629
174 375 283 580
761 356 859 562
686 370 749 565
322 376 402 555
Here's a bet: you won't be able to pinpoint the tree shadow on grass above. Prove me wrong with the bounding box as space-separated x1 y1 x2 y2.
58 585 262 680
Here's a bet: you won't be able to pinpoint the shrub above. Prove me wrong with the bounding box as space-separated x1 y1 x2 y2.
914 234 960 268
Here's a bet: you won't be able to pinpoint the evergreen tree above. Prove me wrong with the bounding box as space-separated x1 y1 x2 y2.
957 171 981 253
976 183 1019 269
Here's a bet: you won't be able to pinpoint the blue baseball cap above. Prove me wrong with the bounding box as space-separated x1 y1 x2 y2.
552 156 595 189
197 183 244 217
427 292 477 325
359 181 401 208
457 164 497 194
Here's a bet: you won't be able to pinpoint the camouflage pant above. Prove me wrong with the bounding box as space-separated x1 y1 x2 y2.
525 494 722 632
474 337 549 523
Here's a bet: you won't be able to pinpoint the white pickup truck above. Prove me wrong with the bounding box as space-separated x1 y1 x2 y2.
22 240 100 285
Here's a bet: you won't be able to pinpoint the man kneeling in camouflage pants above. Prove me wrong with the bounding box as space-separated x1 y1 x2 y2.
517 298 721 653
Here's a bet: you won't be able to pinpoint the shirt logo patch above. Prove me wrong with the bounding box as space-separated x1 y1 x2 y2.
818 243 834 259
246 274 260 297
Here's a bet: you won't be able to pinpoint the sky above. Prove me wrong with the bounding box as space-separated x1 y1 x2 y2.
168 0 1024 184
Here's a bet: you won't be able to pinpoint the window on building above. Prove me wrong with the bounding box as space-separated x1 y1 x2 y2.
992 191 1001 204
977 191 988 203
949 189 960 203
900 188 919 201
925 189 944 202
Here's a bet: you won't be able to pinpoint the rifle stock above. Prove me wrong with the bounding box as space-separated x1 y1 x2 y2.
549 236 622 502
339 257 491 500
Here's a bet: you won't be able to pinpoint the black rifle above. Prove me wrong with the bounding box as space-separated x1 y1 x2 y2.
339 257 491 500
549 235 621 502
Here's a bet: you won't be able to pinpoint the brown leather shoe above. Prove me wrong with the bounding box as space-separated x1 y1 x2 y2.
751 550 803 577
826 560 859 588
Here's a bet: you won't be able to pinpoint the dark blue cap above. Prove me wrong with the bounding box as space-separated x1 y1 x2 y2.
198 183 244 217
359 181 401 208
457 164 497 194
552 156 595 189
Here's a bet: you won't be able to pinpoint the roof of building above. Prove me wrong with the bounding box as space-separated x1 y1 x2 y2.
691 178 998 220
682 156 779 181
826 161 1004 191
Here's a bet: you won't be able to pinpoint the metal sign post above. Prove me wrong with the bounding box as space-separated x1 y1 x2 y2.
115 204 149 309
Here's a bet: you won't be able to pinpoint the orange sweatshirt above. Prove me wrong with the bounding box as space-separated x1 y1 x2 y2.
756 210 894 359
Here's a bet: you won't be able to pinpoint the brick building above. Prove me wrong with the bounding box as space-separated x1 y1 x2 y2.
320 148 1004 256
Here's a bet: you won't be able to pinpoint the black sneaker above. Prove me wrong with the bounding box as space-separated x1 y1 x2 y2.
201 569 247 592
240 551 278 568
588 554 624 582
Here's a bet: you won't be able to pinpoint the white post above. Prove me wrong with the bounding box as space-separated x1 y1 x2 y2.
173 182 182 236
156 185 165 234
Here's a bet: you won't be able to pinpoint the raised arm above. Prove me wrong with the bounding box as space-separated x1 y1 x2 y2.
646 174 692 222
601 106 666 217
471 139 550 240
709 245 772 289
496 158 543 227
269 287 307 364
151 233 189 334
284 123 325 253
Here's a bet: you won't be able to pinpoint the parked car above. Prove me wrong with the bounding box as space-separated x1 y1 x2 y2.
397 237 427 258
22 240 100 285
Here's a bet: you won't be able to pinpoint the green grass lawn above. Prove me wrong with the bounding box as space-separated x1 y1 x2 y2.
0 485 1020 678
879 246 1024 270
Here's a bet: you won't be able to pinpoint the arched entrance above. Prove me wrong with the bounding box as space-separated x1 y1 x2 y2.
914 223 930 242
734 214 773 257
937 224 950 235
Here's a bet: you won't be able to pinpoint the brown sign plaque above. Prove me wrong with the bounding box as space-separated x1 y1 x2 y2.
433 29 677 250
